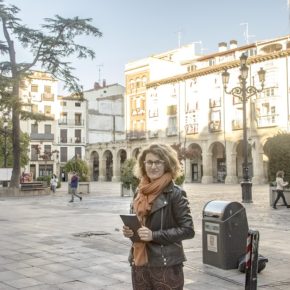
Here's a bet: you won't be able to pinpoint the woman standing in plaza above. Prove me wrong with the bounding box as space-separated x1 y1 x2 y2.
122 143 195 290
273 170 290 209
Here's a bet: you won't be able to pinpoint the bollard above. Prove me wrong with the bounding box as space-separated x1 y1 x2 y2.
245 229 260 290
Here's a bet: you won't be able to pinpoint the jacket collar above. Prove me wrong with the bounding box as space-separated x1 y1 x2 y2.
149 181 174 214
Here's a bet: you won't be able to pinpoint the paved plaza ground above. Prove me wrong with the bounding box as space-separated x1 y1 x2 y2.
0 182 290 289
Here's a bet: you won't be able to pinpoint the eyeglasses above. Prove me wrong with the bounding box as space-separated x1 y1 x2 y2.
144 160 165 167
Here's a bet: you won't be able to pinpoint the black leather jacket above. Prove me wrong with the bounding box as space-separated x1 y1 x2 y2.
130 181 195 267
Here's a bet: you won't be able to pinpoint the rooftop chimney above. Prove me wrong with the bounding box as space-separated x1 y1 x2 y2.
102 79 106 88
229 40 238 50
94 82 101 90
218 42 227 52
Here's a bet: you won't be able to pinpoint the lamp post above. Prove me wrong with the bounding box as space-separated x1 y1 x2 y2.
222 53 266 203
2 113 9 187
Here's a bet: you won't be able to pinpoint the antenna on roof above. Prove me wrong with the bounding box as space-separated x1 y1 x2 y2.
240 23 255 44
96 64 103 84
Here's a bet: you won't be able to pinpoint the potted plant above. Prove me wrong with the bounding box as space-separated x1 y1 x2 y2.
120 158 139 196
64 157 90 194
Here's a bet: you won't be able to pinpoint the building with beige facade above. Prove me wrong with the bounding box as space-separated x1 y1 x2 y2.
86 34 290 185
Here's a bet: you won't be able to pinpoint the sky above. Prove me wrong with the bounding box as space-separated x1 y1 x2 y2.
3 0 290 93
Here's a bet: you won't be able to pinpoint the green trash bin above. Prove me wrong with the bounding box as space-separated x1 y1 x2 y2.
202 200 249 269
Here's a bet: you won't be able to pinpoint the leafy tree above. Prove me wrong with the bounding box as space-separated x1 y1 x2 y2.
120 158 139 192
0 119 29 167
64 157 90 182
0 1 102 187
264 132 290 182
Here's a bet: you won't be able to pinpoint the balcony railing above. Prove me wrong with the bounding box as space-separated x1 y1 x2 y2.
148 130 159 138
30 133 54 141
209 121 221 132
232 120 243 130
185 123 199 134
166 127 178 136
126 131 146 140
58 119 84 126
256 114 278 128
58 137 85 144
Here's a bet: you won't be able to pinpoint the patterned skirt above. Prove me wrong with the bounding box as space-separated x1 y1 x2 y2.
131 264 184 290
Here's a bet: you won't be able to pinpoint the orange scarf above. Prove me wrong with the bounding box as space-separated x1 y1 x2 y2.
132 172 172 266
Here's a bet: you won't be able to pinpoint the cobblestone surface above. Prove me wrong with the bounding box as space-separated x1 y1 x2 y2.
0 182 289 289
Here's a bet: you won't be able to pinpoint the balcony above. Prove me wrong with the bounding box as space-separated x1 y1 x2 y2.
166 127 178 136
256 114 278 128
232 120 243 130
127 130 146 140
209 121 221 132
30 133 54 141
58 137 85 144
148 130 159 138
185 123 198 134
58 119 84 126
209 99 221 108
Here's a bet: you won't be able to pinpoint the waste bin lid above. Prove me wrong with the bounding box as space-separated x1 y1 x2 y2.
203 200 232 218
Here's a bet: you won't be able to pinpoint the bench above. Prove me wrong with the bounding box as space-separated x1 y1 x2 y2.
20 182 47 191
269 187 290 206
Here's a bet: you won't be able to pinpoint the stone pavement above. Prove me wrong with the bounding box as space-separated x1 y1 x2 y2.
0 182 289 290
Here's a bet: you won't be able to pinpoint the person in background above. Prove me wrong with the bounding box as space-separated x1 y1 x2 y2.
50 174 58 193
69 171 82 202
122 143 195 290
273 170 290 209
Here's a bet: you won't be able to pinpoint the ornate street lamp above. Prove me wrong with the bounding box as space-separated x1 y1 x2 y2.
222 53 266 203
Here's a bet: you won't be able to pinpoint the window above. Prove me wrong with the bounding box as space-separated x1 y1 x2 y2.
75 129 82 143
60 147 68 162
44 86 51 93
31 123 38 134
44 124 51 134
75 102 81 107
31 84 38 92
60 129 67 143
44 145 51 159
31 145 39 161
44 105 51 114
75 113 82 125
39 164 53 177
60 101 67 106
75 147 82 159
60 113 67 124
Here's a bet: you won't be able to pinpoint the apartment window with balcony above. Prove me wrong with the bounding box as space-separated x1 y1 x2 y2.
31 123 38 134
44 145 51 159
232 108 243 130
60 147 68 162
44 105 51 115
75 129 81 143
75 113 82 125
75 147 82 159
60 129 67 143
186 100 198 113
60 113 67 124
209 97 221 108
185 113 198 134
167 117 177 136
31 145 39 161
209 110 221 132
44 124 51 134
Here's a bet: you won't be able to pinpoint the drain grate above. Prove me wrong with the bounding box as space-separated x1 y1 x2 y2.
73 231 109 237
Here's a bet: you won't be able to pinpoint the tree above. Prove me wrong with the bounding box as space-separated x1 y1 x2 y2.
64 157 89 182
264 132 290 182
0 1 102 187
120 158 139 192
0 119 29 167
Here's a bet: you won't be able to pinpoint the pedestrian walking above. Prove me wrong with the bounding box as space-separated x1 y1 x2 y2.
50 174 58 193
69 171 82 202
122 143 195 290
273 170 290 209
